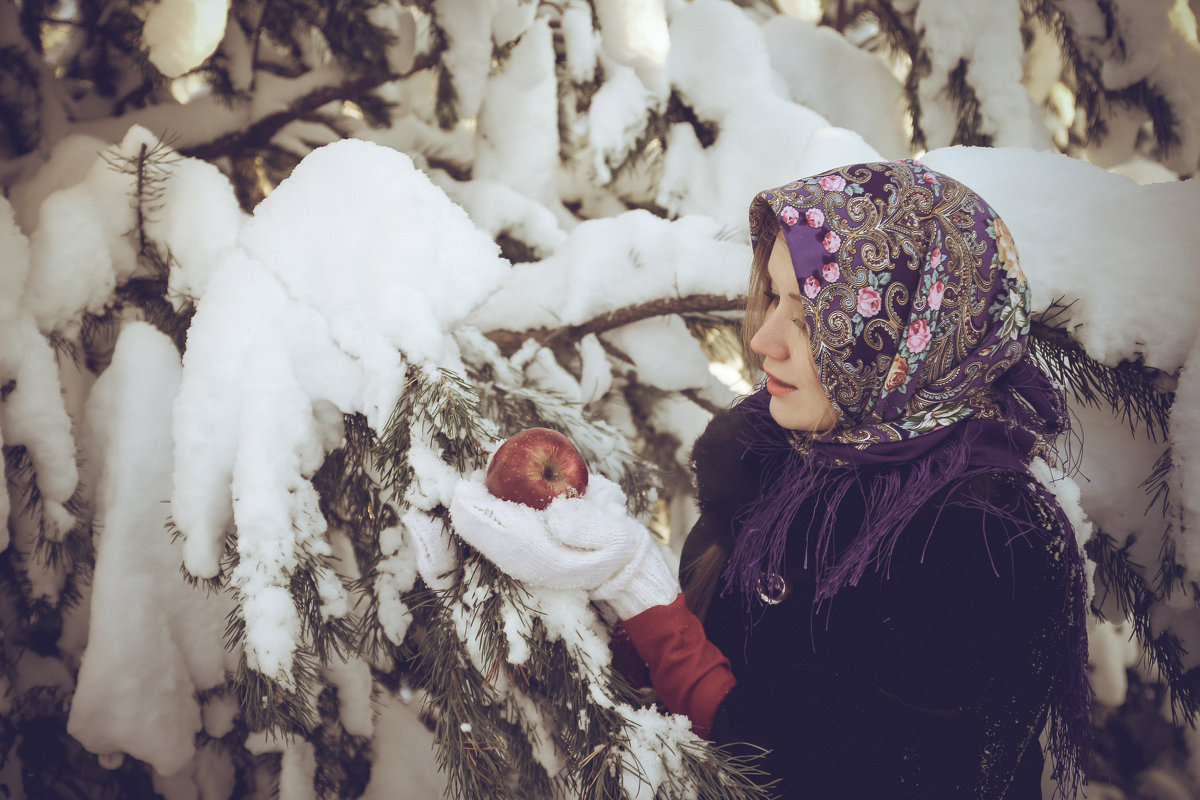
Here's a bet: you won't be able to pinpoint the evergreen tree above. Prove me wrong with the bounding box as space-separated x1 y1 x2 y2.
1 1 1198 798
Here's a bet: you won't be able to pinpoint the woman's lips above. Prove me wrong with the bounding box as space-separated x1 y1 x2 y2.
765 372 797 396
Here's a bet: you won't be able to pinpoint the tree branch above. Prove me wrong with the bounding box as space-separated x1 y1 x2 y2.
484 294 742 356
180 51 440 161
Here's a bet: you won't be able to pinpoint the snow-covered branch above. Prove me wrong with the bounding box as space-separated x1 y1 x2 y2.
485 292 742 356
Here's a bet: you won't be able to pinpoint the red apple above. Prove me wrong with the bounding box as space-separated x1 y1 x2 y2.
485 428 589 510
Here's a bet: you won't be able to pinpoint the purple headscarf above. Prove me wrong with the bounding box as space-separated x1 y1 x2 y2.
725 160 1089 793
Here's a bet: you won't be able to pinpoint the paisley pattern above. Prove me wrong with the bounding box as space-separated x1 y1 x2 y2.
749 160 1031 449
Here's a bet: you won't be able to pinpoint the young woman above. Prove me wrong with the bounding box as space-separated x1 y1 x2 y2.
450 160 1091 799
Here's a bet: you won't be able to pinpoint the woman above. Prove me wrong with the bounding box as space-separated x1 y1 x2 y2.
449 160 1090 799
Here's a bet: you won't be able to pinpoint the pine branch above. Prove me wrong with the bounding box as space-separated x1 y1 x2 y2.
374 364 493 504
228 646 321 735
945 58 993 147
312 685 373 799
1021 0 1184 163
420 555 777 799
1028 308 1174 441
93 137 196 355
1086 531 1200 724
180 49 439 162
484 293 743 358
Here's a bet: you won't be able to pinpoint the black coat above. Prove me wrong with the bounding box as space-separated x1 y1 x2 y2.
682 410 1076 800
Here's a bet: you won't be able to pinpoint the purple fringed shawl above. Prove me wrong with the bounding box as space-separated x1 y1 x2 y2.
725 161 1092 796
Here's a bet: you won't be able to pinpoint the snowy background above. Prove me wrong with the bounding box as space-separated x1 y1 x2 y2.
2 0 1200 798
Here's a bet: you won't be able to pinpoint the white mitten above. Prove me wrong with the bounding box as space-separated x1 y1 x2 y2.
403 509 458 592
449 475 680 619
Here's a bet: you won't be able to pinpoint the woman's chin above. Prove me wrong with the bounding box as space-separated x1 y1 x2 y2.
767 398 801 431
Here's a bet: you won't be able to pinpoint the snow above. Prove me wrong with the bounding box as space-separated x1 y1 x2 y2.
914 0 1052 151
141 0 231 78
170 139 507 684
763 16 911 160
6 134 110 235
68 322 231 777
361 691 447 799
561 1 601 83
432 0 494 120
154 156 248 306
474 18 562 215
588 60 665 184
24 127 148 333
658 0 879 228
5 0 1200 796
594 0 671 94
0 196 77 547
433 176 567 258
1172 339 1200 579
470 210 749 332
602 315 719 392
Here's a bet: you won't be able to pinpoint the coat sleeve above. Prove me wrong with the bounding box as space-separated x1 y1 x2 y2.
706 482 1075 800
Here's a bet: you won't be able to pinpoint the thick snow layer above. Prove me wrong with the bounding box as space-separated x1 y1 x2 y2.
142 0 231 78
594 0 670 94
474 19 562 214
915 0 1052 151
763 16 910 160
0 197 77 545
153 155 248 305
171 139 507 683
23 128 152 333
588 59 665 184
469 211 748 333
6 134 110 235
362 691 447 800
68 322 231 776
658 0 879 228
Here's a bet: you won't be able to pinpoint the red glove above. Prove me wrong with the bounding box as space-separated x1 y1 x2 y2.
619 594 737 738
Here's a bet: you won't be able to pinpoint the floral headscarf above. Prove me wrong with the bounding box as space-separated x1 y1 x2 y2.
749 160 1039 451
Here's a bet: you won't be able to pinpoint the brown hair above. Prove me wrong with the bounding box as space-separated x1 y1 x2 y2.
680 540 729 623
680 211 780 622
742 210 780 372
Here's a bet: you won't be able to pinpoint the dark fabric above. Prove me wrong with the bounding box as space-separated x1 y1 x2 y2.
683 409 1078 800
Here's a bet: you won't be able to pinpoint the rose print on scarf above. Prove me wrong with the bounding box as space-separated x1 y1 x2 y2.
819 174 846 192
928 246 944 270
780 207 800 227
823 231 841 253
822 262 840 282
906 319 932 352
806 208 825 228
928 279 946 310
857 287 882 317
883 355 909 390
804 275 820 299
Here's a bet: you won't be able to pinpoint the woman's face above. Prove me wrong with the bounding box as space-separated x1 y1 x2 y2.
750 233 839 432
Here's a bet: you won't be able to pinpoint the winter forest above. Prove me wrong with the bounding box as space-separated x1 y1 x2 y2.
1 0 1200 798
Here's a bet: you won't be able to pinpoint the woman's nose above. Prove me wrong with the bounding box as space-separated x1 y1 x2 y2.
750 308 789 362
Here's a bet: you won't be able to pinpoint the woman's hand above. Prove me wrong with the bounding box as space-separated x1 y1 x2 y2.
449 474 680 619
